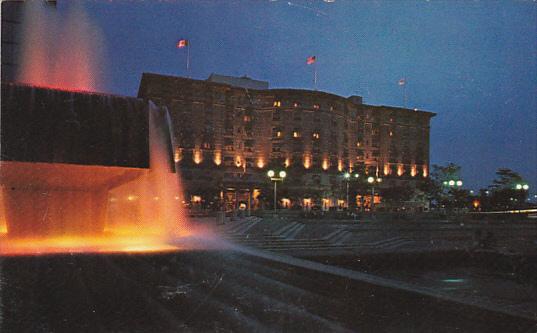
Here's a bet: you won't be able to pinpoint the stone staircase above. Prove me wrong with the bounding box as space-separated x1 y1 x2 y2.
221 218 416 253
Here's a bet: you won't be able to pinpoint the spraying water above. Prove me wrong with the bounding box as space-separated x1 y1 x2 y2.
16 1 103 92
0 1 219 255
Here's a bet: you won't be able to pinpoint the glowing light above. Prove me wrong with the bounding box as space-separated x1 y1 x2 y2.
322 159 329 170
192 195 202 203
367 176 375 183
279 170 287 178
338 160 343 172
214 151 222 166
411 165 417 177
422 166 428 178
267 170 275 178
293 131 301 138
273 100 281 107
256 158 265 168
344 172 350 179
522 184 529 190
473 200 480 208
516 184 523 190
303 155 311 169
448 180 455 186
281 198 291 208
312 132 320 139
193 149 202 164
303 198 312 207
284 158 291 167
127 195 138 201
153 196 159 201
397 165 404 176
383 164 390 176
235 156 242 167
174 147 182 162
456 180 463 187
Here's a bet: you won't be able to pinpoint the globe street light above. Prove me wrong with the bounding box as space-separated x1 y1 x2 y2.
267 169 286 211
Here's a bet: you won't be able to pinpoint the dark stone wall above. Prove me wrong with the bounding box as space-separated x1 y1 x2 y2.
1 83 149 168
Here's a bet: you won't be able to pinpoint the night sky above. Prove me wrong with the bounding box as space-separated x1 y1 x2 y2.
38 1 537 194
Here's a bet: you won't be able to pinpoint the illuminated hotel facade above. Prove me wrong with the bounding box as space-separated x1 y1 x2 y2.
138 73 435 211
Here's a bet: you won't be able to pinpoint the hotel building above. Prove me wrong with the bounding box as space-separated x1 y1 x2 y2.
138 73 435 212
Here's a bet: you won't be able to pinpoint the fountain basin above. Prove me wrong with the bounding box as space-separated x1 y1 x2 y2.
0 161 146 236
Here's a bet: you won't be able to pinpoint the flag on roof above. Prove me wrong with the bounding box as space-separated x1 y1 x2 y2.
398 78 406 86
176 39 188 48
306 56 316 65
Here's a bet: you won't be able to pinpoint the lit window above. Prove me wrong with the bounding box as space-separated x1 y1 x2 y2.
312 132 320 139
293 102 300 107
356 142 361 147
389 131 393 137
313 104 320 109
293 131 301 138
273 100 281 107
243 115 251 122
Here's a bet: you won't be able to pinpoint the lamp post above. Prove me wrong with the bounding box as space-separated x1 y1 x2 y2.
267 169 286 212
367 176 382 212
342 172 359 211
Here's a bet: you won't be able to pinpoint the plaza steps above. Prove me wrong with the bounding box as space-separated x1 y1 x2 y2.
222 218 417 253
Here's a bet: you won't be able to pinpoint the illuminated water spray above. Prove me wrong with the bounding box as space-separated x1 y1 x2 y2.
17 1 103 92
0 2 211 255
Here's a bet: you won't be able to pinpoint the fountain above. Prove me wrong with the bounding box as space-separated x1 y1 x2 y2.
0 82 195 255
0 1 203 255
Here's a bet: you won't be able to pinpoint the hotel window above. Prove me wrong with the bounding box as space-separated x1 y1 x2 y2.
313 104 320 110
273 127 282 138
292 130 301 138
312 132 320 139
243 115 252 122
273 100 281 107
293 102 300 108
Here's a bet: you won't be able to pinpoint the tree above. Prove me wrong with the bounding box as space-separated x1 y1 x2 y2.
488 168 529 210
422 163 470 211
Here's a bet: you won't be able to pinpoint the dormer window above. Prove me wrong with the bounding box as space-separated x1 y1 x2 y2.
313 104 320 110
293 130 301 138
293 102 300 108
312 132 320 139
273 100 281 107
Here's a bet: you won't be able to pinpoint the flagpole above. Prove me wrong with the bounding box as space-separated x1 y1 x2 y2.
186 42 191 78
403 82 407 108
314 61 317 91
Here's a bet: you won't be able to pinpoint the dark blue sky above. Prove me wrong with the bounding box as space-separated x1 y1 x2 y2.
59 0 536 193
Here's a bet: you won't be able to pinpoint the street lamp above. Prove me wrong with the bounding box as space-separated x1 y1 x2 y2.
515 183 529 191
443 179 463 188
267 169 286 211
343 172 350 209
367 176 382 212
